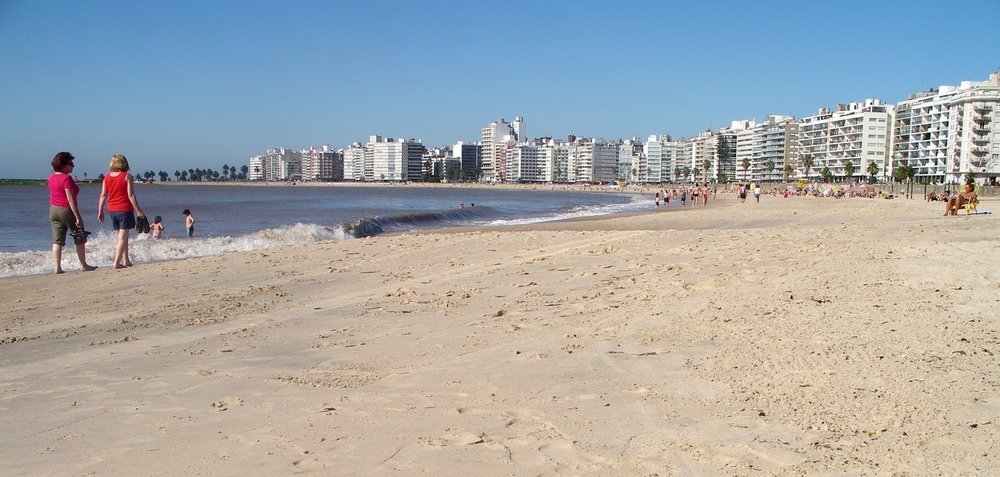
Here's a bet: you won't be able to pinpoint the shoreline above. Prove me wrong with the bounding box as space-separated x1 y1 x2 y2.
1 196 996 474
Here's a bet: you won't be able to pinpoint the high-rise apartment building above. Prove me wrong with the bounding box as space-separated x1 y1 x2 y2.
617 138 644 182
691 131 718 183
568 139 618 183
364 136 424 182
452 142 482 181
248 147 301 181
893 71 1000 184
642 135 679 184
799 99 893 182
300 145 343 181
752 116 799 182
481 117 523 182
342 142 365 181
717 120 754 182
506 144 551 183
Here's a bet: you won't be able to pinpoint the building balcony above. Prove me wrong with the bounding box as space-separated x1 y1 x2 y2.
974 105 994 114
971 147 990 156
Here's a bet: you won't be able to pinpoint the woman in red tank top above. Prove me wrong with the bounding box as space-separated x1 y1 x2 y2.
97 154 146 269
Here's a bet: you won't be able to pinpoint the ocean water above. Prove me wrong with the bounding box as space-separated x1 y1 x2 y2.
0 183 646 278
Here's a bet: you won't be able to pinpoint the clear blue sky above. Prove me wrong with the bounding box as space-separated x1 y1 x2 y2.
1 0 997 179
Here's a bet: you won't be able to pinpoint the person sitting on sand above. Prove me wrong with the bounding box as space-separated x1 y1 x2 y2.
944 184 977 216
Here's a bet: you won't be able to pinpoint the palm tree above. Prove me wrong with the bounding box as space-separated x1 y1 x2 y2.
783 163 794 183
802 155 815 180
867 161 879 183
741 158 750 180
174 170 180 181
843 161 856 183
765 160 775 182
894 164 916 199
692 167 702 183
703 159 712 183
222 164 230 180
820 166 833 183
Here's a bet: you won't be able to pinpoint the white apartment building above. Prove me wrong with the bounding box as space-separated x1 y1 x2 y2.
248 147 301 181
674 140 694 182
481 117 523 182
735 126 756 182
752 115 799 182
951 73 1000 184
248 155 264 181
618 138 644 182
691 131 718 183
506 144 552 183
568 139 618 183
549 141 571 183
893 71 1000 184
717 120 754 182
642 135 680 184
342 142 365 181
364 136 423 182
799 99 893 182
299 145 343 181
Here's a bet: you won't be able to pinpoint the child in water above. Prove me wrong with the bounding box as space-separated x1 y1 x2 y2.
151 216 164 239
183 209 195 237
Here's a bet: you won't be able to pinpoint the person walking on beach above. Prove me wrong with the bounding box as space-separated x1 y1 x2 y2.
183 209 195 237
754 184 762 203
701 184 709 206
48 152 97 274
654 192 661 208
738 185 747 203
151 216 164 239
98 154 146 269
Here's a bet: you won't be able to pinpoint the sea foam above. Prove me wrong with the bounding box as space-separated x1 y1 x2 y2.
0 223 343 278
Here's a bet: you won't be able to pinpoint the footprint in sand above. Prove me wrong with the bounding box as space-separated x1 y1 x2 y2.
210 397 243 411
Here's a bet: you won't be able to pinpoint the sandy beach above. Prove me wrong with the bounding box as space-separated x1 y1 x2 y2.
1 194 997 475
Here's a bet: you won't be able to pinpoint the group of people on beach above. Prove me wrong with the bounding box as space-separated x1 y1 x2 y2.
47 152 195 274
654 183 715 208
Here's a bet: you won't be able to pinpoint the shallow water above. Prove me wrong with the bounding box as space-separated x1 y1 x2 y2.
1 183 645 277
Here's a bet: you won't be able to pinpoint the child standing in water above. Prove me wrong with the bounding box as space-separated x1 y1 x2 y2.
151 216 164 239
183 209 195 237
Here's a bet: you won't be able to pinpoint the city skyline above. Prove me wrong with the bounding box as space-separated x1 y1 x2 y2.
1 0 997 179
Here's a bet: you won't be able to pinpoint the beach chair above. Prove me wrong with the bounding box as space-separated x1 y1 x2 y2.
961 197 979 215
950 197 979 215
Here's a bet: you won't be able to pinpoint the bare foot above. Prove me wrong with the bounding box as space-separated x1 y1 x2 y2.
114 264 126 269
82 265 97 271
55 270 65 274
124 262 133 267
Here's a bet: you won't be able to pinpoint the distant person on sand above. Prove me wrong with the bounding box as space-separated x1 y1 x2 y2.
183 209 195 237
48 152 97 274
754 185 762 203
98 154 146 269
654 192 661 208
151 216 164 239
739 185 747 203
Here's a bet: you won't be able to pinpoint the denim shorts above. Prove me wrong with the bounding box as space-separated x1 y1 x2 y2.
111 211 136 230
